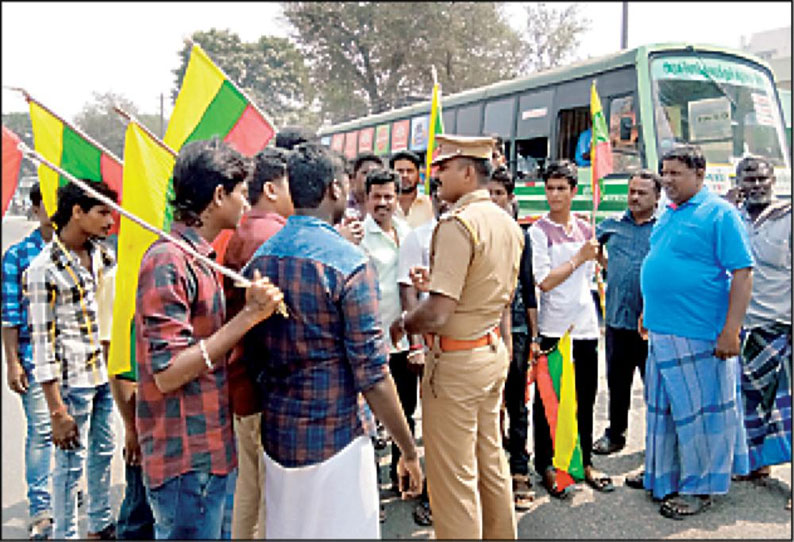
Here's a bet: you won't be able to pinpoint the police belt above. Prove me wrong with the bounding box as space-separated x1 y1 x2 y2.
429 326 501 353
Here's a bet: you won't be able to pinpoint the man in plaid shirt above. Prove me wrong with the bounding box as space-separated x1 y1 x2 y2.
2 183 55 539
242 143 423 538
135 138 284 540
26 180 118 540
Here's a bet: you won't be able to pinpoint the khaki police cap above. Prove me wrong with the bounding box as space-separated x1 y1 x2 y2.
431 134 494 165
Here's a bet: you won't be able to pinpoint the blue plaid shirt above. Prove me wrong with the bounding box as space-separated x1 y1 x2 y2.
243 215 390 467
2 228 46 372
596 210 655 330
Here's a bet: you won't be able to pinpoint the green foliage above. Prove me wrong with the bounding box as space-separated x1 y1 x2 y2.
282 2 526 124
522 3 590 73
73 91 162 159
171 29 316 130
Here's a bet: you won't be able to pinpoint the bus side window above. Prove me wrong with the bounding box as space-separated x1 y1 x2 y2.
609 95 642 173
515 137 548 182
556 107 590 163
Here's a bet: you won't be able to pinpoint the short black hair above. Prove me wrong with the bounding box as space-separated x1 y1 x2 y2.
29 182 42 207
365 168 399 195
629 168 662 193
171 137 252 227
352 152 383 175
735 155 774 181
287 143 337 209
389 150 421 170
491 134 505 155
660 144 706 172
250 147 290 206
275 126 316 150
327 149 350 178
489 165 515 195
544 159 578 188
50 180 119 231
454 157 493 185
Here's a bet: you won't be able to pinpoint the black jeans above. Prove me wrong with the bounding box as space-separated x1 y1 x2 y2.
505 332 530 475
533 336 598 476
389 351 418 485
116 463 154 540
604 326 647 442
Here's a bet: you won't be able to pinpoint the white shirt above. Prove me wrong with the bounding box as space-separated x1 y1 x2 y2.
529 214 599 340
397 218 437 293
360 214 410 353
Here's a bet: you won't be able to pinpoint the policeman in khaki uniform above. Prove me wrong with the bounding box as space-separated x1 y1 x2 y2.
390 134 524 539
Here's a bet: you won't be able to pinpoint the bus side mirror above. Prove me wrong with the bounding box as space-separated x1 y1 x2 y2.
620 117 633 141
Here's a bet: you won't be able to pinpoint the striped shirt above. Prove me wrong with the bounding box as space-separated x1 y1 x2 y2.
26 236 115 387
2 228 46 372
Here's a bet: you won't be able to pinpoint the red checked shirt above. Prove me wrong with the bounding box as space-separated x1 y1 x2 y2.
135 223 236 490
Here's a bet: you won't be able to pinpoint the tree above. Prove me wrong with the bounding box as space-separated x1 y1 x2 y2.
74 92 162 159
282 2 525 124
3 112 36 179
522 3 589 73
171 29 316 129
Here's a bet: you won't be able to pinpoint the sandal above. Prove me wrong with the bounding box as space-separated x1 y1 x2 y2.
732 467 771 482
625 471 645 490
659 494 712 520
585 471 615 493
513 474 535 510
542 468 572 500
412 500 432 526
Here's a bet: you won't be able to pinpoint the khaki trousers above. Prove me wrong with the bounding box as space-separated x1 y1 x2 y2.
422 340 517 540
231 413 266 539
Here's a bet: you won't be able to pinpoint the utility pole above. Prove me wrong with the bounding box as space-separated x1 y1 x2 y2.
159 92 164 138
621 1 629 49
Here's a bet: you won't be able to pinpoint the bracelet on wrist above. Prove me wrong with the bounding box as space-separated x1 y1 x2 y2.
199 339 214 371
568 258 577 272
50 404 68 418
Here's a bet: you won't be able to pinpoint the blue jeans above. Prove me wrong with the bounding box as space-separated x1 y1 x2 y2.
52 383 115 539
221 468 237 539
146 471 229 539
19 368 53 523
116 463 154 540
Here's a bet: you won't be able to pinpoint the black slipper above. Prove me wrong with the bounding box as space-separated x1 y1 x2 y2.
412 501 432 526
659 494 712 520
585 474 615 493
625 471 645 489
543 468 573 500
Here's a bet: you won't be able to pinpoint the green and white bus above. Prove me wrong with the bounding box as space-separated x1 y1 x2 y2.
318 43 791 223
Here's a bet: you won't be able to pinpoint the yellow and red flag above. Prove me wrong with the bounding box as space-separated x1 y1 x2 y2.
2 125 23 216
27 96 123 232
534 330 585 490
165 43 277 261
590 81 613 216
424 77 444 192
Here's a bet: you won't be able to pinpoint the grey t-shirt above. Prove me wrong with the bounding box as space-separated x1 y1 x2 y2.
743 203 791 329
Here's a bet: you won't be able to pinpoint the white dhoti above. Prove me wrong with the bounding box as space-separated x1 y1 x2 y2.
263 436 379 539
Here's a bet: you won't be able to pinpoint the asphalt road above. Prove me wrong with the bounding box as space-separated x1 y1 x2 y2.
2 216 791 539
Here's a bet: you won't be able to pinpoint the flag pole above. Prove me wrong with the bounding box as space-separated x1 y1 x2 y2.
17 142 288 318
113 105 178 157
11 87 124 166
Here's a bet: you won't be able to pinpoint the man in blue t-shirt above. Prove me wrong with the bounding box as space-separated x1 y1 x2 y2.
639 145 754 520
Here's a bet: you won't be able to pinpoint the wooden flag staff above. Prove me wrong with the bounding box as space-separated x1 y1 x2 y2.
17 141 289 318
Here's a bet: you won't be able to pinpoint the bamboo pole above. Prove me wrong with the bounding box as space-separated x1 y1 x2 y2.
10 87 124 166
17 141 289 318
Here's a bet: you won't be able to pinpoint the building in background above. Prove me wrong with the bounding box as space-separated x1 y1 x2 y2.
741 26 792 90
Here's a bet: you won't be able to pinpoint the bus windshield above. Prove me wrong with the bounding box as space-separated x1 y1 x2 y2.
650 53 790 195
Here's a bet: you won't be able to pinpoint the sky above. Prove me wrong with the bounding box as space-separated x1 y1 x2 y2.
2 2 791 124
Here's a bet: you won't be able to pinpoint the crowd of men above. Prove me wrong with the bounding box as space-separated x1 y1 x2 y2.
2 123 791 539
